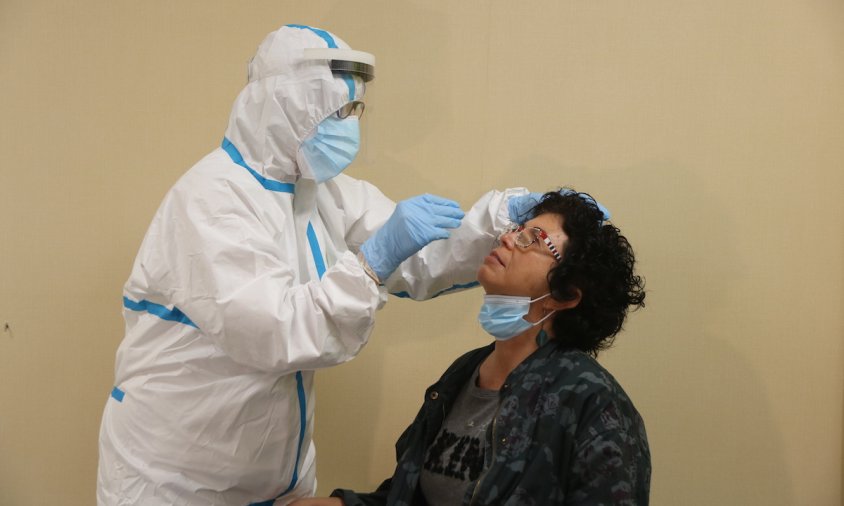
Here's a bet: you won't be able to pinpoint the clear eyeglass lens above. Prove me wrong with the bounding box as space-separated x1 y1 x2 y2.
515 228 539 248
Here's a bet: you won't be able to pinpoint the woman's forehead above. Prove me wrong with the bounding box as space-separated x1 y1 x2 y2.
525 212 564 232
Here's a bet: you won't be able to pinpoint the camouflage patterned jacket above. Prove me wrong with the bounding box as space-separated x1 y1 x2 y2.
332 341 650 505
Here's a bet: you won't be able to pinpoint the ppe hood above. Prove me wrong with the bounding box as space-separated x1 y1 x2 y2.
224 25 368 182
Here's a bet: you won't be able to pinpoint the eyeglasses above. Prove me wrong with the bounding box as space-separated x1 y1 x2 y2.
336 100 365 119
500 225 562 262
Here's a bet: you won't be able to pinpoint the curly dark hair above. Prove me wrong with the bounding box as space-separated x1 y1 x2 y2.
530 189 645 356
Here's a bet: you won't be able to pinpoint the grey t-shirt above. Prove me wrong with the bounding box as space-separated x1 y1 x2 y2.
419 365 499 505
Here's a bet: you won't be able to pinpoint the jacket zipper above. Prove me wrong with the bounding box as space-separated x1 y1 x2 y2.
468 397 503 506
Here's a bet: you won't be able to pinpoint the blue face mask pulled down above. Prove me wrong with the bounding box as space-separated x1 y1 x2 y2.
478 293 555 341
299 115 360 183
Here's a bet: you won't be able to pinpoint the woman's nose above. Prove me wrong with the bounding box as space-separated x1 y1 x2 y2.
498 230 516 248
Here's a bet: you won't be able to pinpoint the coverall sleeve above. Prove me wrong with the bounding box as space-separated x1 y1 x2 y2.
385 186 526 299
326 175 528 300
140 176 383 375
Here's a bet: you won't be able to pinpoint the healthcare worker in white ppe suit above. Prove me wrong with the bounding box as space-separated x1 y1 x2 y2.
98 24 535 506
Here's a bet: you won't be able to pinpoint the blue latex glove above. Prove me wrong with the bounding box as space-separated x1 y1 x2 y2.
361 194 465 281
508 190 611 224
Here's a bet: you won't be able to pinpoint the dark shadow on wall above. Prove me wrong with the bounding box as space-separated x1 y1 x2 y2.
632 327 794 505
605 160 793 505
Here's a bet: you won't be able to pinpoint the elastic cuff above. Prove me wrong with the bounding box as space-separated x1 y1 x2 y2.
356 251 382 285
502 187 530 226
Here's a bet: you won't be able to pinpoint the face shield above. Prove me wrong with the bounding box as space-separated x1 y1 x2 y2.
297 47 376 183
302 48 375 83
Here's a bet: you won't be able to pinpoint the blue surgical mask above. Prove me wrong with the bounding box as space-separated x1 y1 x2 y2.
299 115 360 183
478 293 555 341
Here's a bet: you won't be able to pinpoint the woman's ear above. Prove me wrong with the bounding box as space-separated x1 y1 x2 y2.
545 287 582 311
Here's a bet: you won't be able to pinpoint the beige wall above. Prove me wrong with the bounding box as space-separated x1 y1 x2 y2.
1 1 842 504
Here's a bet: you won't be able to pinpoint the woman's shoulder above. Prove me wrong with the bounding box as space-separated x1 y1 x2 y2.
526 347 636 406
542 348 646 433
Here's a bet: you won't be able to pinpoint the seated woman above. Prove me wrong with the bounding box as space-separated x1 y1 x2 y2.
294 189 650 505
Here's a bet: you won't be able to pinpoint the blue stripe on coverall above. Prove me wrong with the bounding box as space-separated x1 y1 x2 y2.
286 24 355 100
113 297 200 402
218 138 319 505
114 138 318 503
224 135 475 301
122 296 198 328
391 280 480 300
222 137 295 193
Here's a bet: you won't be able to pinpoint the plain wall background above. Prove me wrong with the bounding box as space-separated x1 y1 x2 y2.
1 1 842 504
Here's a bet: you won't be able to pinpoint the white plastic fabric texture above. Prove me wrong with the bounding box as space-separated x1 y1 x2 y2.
97 24 525 506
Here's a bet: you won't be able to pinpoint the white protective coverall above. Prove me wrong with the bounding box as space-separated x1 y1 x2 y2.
97 25 525 506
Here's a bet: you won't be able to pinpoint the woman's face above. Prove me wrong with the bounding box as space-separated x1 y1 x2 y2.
478 212 567 297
